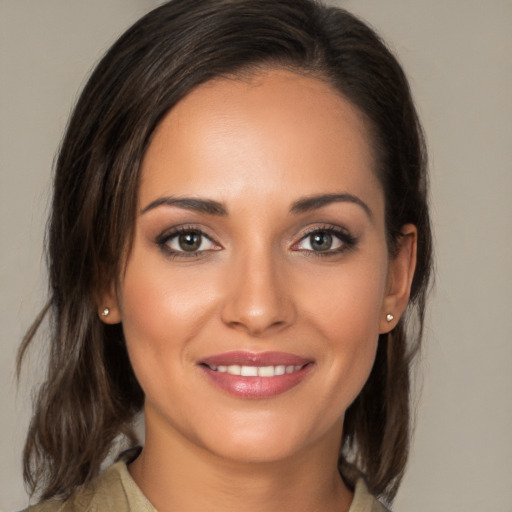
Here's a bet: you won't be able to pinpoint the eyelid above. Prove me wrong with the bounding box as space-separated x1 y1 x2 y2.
291 224 358 254
155 225 222 257
154 223 357 259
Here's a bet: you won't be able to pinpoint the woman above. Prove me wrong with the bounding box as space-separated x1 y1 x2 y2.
19 0 432 510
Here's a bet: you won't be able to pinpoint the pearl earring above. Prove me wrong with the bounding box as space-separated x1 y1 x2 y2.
101 308 110 317
386 313 394 322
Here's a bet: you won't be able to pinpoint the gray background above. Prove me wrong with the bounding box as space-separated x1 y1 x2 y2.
1 1 511 510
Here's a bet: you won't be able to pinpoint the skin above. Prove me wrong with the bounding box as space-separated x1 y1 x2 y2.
101 69 416 512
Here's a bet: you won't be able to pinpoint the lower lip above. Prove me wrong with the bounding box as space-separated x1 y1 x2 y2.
200 364 313 399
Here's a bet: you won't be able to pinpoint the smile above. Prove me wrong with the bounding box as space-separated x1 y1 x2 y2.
199 351 314 399
206 364 304 377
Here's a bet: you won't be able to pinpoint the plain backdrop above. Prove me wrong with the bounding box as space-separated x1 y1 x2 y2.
1 1 511 511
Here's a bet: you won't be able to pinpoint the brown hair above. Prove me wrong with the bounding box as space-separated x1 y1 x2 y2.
18 0 432 504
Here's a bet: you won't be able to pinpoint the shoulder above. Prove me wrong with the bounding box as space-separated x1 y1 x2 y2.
349 479 392 512
22 501 64 512
21 452 155 512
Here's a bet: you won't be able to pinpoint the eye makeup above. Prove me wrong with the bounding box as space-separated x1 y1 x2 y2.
292 224 358 258
154 222 358 261
155 224 221 259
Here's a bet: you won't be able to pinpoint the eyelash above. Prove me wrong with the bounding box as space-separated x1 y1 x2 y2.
155 224 358 259
293 225 358 258
155 225 220 259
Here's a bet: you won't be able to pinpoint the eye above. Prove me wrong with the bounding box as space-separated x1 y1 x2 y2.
293 227 357 255
156 228 220 256
299 231 340 252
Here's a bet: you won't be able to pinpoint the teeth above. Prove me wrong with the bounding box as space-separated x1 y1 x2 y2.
209 364 303 377
227 365 241 375
241 366 258 377
258 366 275 377
274 365 286 375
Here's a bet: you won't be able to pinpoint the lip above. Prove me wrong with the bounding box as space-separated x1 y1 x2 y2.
199 351 314 399
201 351 311 367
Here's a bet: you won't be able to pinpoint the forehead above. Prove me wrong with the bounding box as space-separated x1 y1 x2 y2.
139 68 382 214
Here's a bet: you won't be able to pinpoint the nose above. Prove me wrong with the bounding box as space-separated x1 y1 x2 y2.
220 247 296 337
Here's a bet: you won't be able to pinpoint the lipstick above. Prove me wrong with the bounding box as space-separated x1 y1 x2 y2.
199 351 314 399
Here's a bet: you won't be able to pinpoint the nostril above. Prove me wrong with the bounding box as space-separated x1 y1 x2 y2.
225 317 290 337
220 267 297 335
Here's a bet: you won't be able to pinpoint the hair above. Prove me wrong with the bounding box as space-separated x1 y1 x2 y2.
18 0 432 504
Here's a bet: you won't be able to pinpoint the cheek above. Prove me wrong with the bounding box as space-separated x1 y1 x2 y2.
300 255 388 339
120 259 211 337
297 255 387 400
116 251 221 385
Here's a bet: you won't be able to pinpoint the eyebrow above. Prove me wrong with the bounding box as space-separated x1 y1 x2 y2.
140 196 228 216
140 192 372 219
290 193 373 219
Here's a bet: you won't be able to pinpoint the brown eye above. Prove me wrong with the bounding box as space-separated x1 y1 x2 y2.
178 232 202 251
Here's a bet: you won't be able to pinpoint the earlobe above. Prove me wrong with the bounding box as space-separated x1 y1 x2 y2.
97 284 122 324
379 224 417 333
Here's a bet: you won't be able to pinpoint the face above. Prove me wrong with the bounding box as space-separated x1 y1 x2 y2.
103 69 415 465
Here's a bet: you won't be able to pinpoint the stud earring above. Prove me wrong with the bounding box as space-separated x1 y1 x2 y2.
101 308 110 317
386 313 394 322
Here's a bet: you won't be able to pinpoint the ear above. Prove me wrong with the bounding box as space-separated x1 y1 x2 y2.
379 224 417 334
97 283 122 324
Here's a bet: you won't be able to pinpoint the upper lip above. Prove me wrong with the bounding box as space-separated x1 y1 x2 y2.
200 351 312 367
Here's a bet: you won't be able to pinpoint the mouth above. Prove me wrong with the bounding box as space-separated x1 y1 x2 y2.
198 351 314 399
202 363 306 377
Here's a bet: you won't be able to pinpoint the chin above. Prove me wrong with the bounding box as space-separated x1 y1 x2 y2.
194 411 341 466
207 434 305 465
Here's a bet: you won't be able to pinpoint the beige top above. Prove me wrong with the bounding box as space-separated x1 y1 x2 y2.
25 460 388 512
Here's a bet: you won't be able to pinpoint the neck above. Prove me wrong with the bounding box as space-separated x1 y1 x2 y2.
129 407 353 512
